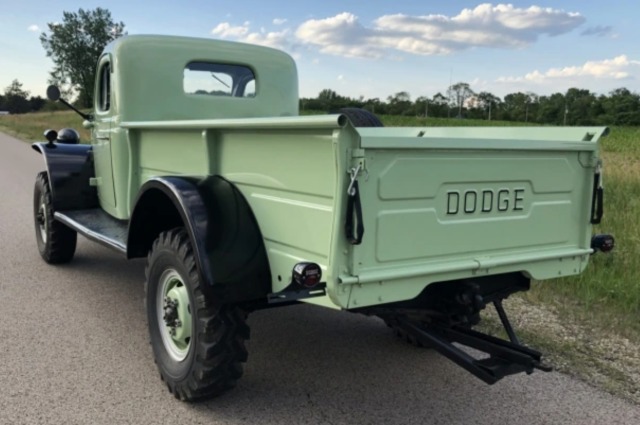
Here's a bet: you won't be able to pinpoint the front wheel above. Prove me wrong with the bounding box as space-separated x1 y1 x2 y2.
33 171 77 263
145 228 250 401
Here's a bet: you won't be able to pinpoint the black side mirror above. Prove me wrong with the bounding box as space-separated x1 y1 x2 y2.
44 85 92 121
46 85 61 102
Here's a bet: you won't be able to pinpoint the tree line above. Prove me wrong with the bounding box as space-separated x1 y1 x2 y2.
302 84 640 126
0 80 48 114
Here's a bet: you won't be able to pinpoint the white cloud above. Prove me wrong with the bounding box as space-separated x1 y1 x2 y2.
211 4 584 60
27 24 39 32
243 29 291 50
211 22 250 38
211 21 292 50
497 55 640 84
295 12 382 58
295 4 585 58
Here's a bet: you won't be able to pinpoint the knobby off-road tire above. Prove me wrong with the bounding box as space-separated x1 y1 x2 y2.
145 228 249 401
339 107 384 127
33 171 77 263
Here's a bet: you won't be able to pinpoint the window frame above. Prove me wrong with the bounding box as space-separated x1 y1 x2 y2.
96 59 111 112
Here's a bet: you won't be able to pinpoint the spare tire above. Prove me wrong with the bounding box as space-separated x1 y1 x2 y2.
338 107 384 127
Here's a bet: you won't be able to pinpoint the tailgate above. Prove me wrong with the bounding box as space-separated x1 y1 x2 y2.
343 126 607 296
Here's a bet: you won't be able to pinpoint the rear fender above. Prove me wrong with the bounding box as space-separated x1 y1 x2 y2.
32 142 98 210
128 176 271 304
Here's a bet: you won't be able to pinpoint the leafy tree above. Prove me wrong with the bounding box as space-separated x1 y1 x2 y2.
524 92 539 122
3 79 31 114
29 96 46 112
601 88 640 125
564 88 597 125
363 97 383 115
502 92 538 122
414 96 429 117
475 91 502 120
537 93 566 125
447 82 474 118
40 8 125 107
387 91 412 115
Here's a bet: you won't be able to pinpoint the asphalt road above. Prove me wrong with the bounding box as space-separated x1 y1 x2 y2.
0 131 638 425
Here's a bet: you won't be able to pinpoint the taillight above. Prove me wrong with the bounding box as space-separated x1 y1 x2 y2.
591 234 615 253
292 262 322 288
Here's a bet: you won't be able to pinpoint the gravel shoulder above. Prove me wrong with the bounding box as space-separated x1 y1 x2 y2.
483 295 640 404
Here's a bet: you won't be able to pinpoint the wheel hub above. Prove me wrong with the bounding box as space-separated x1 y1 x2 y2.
37 200 47 243
157 270 192 362
163 297 181 335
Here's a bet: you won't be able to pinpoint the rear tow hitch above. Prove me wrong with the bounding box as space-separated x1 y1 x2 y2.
397 300 552 384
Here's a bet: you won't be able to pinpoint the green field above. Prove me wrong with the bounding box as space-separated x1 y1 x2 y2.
527 126 640 337
2 111 638 338
0 110 91 142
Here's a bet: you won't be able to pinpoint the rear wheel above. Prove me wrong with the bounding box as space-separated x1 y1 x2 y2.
338 107 384 127
33 171 77 263
146 228 249 401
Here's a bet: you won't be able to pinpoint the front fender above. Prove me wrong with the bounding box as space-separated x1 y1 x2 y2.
128 176 271 304
32 142 98 210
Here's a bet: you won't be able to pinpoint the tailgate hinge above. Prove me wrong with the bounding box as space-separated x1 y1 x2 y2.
351 148 365 159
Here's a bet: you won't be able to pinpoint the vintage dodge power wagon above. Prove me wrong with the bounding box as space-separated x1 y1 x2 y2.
33 35 613 401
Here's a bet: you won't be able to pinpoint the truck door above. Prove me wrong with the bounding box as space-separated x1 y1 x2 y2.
92 55 117 209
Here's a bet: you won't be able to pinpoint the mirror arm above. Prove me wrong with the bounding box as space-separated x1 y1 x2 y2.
58 98 92 121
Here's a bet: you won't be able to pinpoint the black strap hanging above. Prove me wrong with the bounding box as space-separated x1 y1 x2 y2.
590 163 604 224
345 180 364 245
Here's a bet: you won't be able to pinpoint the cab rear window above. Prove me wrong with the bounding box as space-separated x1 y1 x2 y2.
184 62 256 98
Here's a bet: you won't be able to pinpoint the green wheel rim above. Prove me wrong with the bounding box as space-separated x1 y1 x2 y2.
157 269 192 362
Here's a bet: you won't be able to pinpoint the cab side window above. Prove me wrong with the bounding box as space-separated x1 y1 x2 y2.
97 63 111 111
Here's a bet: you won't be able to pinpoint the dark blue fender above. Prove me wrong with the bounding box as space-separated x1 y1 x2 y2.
32 142 99 210
127 176 271 304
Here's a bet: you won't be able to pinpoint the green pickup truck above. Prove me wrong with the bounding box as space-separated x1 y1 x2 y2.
33 34 613 401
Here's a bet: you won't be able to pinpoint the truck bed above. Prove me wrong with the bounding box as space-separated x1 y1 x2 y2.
118 117 607 310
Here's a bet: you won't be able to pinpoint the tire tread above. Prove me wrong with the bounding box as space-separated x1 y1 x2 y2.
145 228 249 401
34 171 77 264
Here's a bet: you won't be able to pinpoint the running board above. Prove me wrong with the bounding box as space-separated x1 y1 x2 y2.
54 209 128 254
397 319 552 384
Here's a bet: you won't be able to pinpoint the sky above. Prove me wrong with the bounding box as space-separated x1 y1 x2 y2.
1 0 639 101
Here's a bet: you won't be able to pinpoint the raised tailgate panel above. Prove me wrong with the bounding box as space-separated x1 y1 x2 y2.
372 154 580 262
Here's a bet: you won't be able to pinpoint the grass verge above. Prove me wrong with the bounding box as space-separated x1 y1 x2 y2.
0 110 91 142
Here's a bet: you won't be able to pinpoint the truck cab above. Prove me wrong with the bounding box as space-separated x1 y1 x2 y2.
87 35 299 219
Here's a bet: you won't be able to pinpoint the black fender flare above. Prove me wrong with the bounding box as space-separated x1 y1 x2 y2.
127 176 271 304
31 142 98 210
